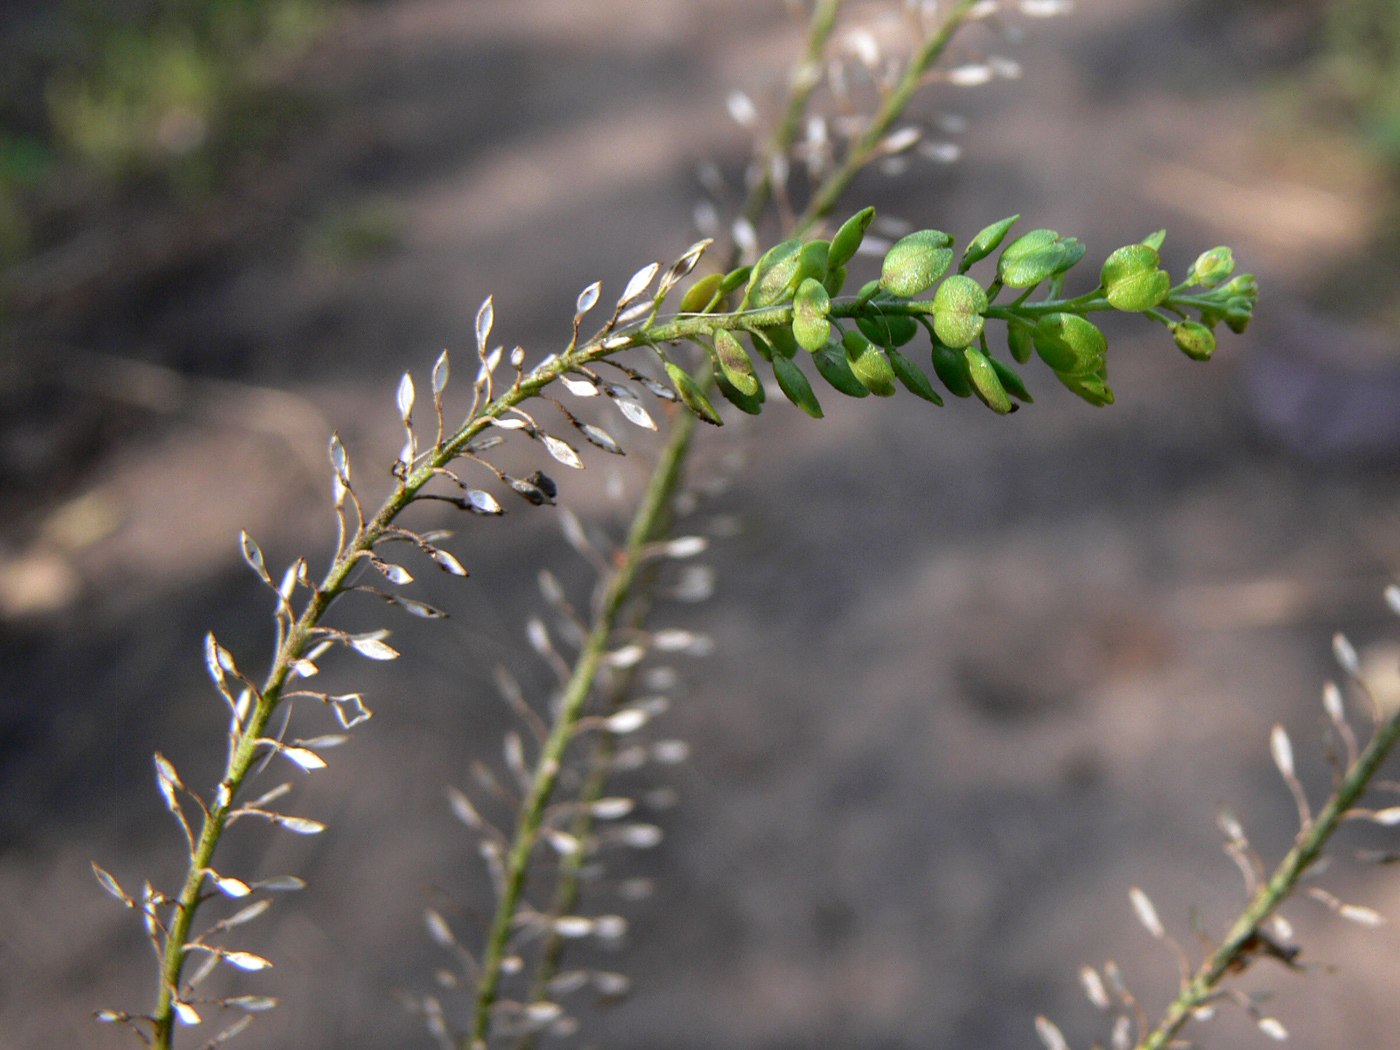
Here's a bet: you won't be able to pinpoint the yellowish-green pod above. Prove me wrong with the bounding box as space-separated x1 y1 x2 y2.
664 360 724 425
964 346 1012 414
842 330 897 397
712 329 759 396
679 273 725 313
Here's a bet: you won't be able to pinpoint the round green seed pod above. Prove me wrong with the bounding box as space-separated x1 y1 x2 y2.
931 275 989 349
1170 321 1215 361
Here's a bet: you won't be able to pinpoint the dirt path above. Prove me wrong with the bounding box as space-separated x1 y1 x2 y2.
3 2 1400 1049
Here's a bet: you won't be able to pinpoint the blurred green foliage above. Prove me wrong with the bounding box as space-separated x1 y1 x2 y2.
0 0 331 268
1317 0 1400 168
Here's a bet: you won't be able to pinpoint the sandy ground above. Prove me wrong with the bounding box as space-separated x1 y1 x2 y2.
3 1 1400 1049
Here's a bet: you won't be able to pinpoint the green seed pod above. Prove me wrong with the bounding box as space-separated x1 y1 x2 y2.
741 239 803 308
997 229 1068 288
1140 230 1166 251
664 361 724 425
1189 246 1234 288
1170 320 1215 361
1224 302 1252 334
719 265 751 295
856 308 918 348
792 277 832 352
1057 369 1114 406
712 329 760 396
1100 243 1170 312
828 206 876 271
679 273 725 313
988 355 1033 403
842 330 897 396
713 364 764 415
1007 319 1034 363
932 274 989 349
771 354 824 418
885 345 943 405
880 229 954 297
794 240 830 290
1053 237 1087 275
964 346 1013 414
764 324 800 360
959 214 1020 274
1033 312 1107 376
929 340 973 398
823 264 847 298
813 342 870 397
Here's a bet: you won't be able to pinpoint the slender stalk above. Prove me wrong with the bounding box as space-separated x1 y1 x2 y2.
1135 706 1400 1050
797 0 983 233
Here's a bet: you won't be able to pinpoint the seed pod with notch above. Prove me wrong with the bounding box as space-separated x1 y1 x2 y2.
679 273 725 313
1100 244 1170 311
930 339 973 398
1007 319 1033 363
813 341 870 397
1170 320 1215 361
932 274 989 349
842 330 897 396
1033 313 1107 375
964 347 1013 413
792 278 832 352
886 345 942 404
827 206 876 271
663 361 724 425
712 329 760 396
960 214 1019 273
771 355 823 418
988 355 1033 403
880 229 955 297
741 239 803 308
713 365 763 415
997 229 1068 288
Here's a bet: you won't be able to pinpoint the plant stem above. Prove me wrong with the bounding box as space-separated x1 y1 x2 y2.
1134 705 1400 1050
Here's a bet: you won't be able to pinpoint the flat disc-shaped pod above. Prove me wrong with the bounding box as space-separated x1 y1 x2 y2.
931 275 988 349
997 229 1068 288
1100 244 1170 312
742 239 803 308
1033 313 1106 376
792 278 831 352
842 330 897 397
880 229 954 297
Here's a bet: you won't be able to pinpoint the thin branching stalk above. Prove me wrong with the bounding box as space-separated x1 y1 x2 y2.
1134 703 1400 1050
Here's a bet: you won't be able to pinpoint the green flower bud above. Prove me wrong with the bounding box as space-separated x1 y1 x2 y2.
880 229 954 297
997 229 1069 288
1170 320 1215 361
930 340 973 398
771 354 824 418
932 274 989 349
664 360 724 424
964 346 1013 414
1100 243 1170 312
828 206 876 272
792 277 832 352
885 345 943 405
842 329 897 396
1222 273 1258 302
813 341 870 397
1189 246 1234 288
1033 313 1107 375
679 272 725 313
959 214 1019 273
712 329 759 396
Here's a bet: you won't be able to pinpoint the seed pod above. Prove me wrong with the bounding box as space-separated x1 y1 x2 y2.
713 365 764 415
988 355 1033 402
764 324 800 360
880 229 954 297
664 361 724 424
794 240 830 291
1189 246 1234 288
856 308 918 348
679 273 725 313
771 355 824 418
885 346 943 404
842 330 897 396
1007 319 1034 363
813 342 870 397
932 274 989 349
712 329 759 396
792 278 832 352
960 214 1019 273
1224 301 1253 334
1054 237 1087 274
828 206 876 271
741 239 803 308
1033 313 1106 375
930 340 974 397
964 346 1013 413
1056 369 1114 406
1100 244 1170 311
1141 229 1166 251
823 264 847 298
997 229 1067 288
719 265 751 294
1170 320 1215 361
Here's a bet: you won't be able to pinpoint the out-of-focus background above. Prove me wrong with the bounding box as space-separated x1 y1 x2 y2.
3 0 1400 1048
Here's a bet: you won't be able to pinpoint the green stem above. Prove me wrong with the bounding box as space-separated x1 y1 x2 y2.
1135 705 1400 1050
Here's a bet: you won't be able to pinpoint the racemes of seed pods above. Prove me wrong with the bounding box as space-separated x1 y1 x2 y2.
665 206 1255 422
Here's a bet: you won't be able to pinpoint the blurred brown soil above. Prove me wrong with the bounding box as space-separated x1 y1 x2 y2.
3 2 1400 1049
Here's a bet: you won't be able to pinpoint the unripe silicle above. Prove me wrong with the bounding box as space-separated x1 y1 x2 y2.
1170 321 1215 361
842 330 897 396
